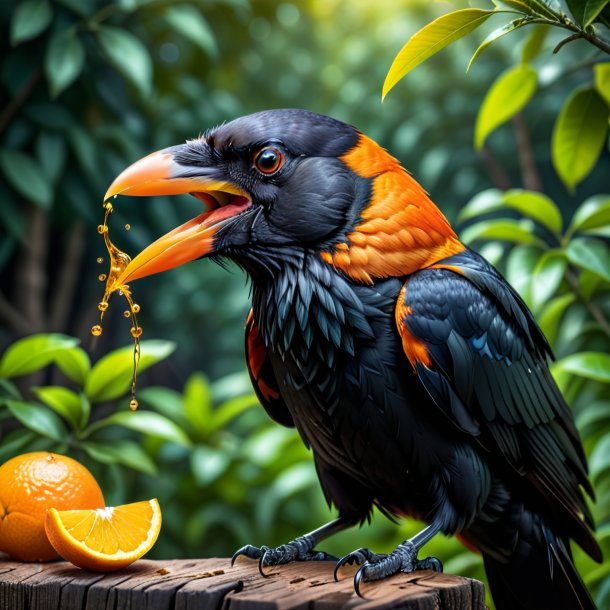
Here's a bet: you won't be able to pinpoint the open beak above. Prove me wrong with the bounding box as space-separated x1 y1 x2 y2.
104 145 251 285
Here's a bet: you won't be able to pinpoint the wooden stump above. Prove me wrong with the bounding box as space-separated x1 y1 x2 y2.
0 556 486 609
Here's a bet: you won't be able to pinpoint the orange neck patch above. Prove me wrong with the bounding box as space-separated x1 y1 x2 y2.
321 134 464 283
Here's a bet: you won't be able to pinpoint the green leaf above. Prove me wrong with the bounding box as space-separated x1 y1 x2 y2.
190 445 230 485
0 334 78 379
97 27 152 96
35 132 66 183
566 238 610 284
521 24 548 62
589 431 610 483
85 340 176 403
506 245 541 305
554 351 610 383
163 5 218 58
494 0 558 19
567 195 610 237
0 429 37 462
594 62 610 106
32 386 84 430
567 0 610 25
183 372 212 438
468 18 530 71
85 411 191 446
458 189 503 223
209 394 259 433
502 189 563 233
577 401 610 437
10 0 52 46
475 63 537 149
0 149 53 207
138 386 186 426
45 30 85 98
54 346 91 386
81 440 157 475
531 250 566 311
537 293 575 346
460 218 545 247
382 9 496 99
552 88 609 193
6 400 67 441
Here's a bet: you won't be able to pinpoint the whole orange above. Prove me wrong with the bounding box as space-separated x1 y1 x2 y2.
0 452 105 561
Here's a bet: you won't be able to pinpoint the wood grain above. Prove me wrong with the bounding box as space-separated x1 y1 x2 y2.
0 556 485 609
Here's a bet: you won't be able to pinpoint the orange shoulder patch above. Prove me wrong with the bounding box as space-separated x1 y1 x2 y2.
322 134 464 283
395 285 432 371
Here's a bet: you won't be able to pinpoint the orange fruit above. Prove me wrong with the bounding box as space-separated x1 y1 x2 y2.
0 452 105 561
44 498 161 571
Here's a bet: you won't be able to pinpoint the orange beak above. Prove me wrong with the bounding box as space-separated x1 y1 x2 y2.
104 147 251 285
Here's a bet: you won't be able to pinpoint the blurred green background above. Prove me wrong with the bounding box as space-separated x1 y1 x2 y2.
1 0 609 607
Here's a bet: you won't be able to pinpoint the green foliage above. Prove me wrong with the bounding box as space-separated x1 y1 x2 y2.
475 64 537 149
552 87 609 193
384 0 610 191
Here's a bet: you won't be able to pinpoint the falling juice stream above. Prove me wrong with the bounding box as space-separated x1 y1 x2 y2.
92 201 141 411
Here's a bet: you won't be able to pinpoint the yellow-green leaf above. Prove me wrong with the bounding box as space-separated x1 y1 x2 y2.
475 63 537 149
552 87 609 193
594 62 610 106
383 9 495 100
468 18 530 72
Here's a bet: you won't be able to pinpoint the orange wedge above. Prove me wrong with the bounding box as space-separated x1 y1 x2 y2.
44 498 161 571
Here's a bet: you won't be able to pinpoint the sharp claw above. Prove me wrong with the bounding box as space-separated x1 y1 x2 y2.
258 550 271 577
354 561 369 598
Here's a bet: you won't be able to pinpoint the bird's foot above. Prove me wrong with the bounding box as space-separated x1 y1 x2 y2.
335 541 442 597
231 535 336 576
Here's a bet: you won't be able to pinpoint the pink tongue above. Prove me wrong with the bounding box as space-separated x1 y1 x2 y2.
204 197 251 224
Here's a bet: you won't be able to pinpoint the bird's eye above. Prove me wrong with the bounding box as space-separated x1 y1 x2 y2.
254 147 284 175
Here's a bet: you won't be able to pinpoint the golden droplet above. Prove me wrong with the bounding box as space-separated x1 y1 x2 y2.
132 304 140 313
98 301 109 312
97 257 104 264
123 310 131 318
130 326 143 338
97 225 107 234
98 274 107 281
129 399 138 411
105 202 113 212
91 325 103 336
125 224 131 231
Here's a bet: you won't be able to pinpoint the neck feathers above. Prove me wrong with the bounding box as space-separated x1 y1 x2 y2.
321 134 464 284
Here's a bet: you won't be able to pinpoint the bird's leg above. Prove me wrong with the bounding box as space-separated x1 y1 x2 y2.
335 522 443 597
231 516 355 575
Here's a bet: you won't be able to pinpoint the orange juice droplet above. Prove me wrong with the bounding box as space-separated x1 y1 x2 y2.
94 199 142 408
97 257 104 264
98 274 107 282
91 325 102 336
125 224 131 230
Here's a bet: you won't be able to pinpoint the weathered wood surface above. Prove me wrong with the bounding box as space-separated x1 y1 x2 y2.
0 555 486 610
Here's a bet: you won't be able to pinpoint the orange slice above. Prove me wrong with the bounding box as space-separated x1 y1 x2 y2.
44 498 161 571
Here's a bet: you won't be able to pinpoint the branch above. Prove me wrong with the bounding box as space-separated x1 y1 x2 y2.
512 113 543 192
14 204 48 333
0 291 31 336
553 33 582 54
480 146 512 191
0 68 42 138
49 222 86 331
566 270 610 341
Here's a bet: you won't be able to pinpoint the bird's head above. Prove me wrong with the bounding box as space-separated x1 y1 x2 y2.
106 109 462 286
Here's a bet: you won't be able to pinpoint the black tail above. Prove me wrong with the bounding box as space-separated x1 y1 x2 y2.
483 528 597 610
